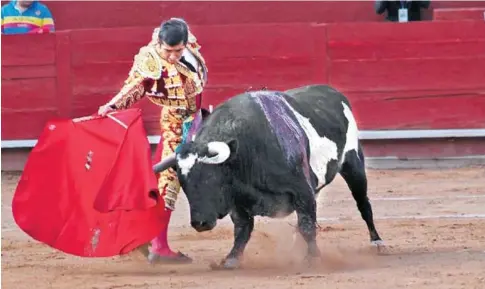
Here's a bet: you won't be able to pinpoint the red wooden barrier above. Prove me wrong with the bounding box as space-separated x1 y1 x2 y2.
1 34 58 139
326 20 485 130
434 7 485 21
2 21 485 143
2 1 484 30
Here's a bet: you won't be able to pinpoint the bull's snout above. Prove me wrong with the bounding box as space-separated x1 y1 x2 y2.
191 220 216 232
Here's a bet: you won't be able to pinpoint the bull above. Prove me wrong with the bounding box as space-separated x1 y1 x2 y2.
154 84 384 269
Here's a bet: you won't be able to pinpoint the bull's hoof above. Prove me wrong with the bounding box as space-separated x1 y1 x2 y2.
223 257 241 269
210 257 241 270
303 255 321 268
371 239 385 247
370 239 386 254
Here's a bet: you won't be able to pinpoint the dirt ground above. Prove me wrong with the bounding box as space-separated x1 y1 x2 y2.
2 167 485 289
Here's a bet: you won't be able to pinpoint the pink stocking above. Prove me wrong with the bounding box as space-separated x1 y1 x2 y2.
150 208 178 257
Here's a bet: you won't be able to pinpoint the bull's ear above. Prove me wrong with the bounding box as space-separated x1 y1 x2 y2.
200 108 211 119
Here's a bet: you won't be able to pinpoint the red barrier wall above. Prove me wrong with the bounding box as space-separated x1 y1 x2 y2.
2 21 485 158
433 7 485 21
2 1 485 30
325 21 485 130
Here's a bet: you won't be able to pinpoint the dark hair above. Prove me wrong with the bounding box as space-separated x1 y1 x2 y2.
158 18 189 46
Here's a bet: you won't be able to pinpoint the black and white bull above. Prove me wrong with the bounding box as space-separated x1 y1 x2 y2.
154 84 383 269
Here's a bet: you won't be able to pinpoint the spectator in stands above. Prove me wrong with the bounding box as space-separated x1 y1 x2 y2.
1 0 55 34
375 0 430 22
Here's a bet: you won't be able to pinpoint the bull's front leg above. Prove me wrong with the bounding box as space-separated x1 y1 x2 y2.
295 195 321 266
221 210 254 269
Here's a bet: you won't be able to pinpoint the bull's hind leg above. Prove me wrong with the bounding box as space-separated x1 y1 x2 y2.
340 145 383 246
295 188 321 265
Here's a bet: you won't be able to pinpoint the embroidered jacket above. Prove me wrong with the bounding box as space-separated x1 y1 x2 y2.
107 28 208 115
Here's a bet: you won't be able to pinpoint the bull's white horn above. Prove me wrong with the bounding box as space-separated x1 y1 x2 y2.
198 141 231 164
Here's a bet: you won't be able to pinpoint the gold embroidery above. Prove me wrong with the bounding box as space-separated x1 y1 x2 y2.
186 43 208 86
147 98 189 110
186 31 208 86
149 27 160 46
158 106 186 210
165 74 182 88
183 80 198 113
138 26 206 210
109 71 146 109
133 46 162 80
167 87 185 99
145 55 202 114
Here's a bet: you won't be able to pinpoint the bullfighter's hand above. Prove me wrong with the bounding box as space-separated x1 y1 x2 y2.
164 198 176 211
97 104 114 116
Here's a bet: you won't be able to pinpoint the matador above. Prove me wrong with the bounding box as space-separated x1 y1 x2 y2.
97 18 208 263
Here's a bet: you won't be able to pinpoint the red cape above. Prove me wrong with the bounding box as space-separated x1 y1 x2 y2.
12 109 168 257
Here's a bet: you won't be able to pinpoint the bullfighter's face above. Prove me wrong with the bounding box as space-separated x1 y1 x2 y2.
158 41 185 64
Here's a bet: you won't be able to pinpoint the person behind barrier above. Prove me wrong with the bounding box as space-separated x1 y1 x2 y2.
1 0 55 34
97 18 208 264
375 0 430 23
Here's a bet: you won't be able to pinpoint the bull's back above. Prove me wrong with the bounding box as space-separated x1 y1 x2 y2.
284 85 351 150
285 84 351 115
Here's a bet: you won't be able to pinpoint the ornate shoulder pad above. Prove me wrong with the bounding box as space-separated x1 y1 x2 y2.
188 31 198 46
150 27 160 45
131 46 163 80
185 31 208 85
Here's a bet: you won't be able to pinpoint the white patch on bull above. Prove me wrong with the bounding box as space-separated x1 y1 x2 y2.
285 105 338 186
341 102 359 161
177 153 198 176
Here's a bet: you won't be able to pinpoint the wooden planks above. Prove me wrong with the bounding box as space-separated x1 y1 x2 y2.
433 7 485 21
329 57 485 92
1 34 56 66
348 90 485 130
326 20 485 130
1 34 59 138
40 1 381 30
29 1 485 30
1 20 485 142
68 27 153 117
1 78 58 139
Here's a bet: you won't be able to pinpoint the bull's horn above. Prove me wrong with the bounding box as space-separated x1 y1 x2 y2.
199 141 231 164
153 154 177 173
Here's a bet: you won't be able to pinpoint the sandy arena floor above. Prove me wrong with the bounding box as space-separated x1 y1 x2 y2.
2 167 485 289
